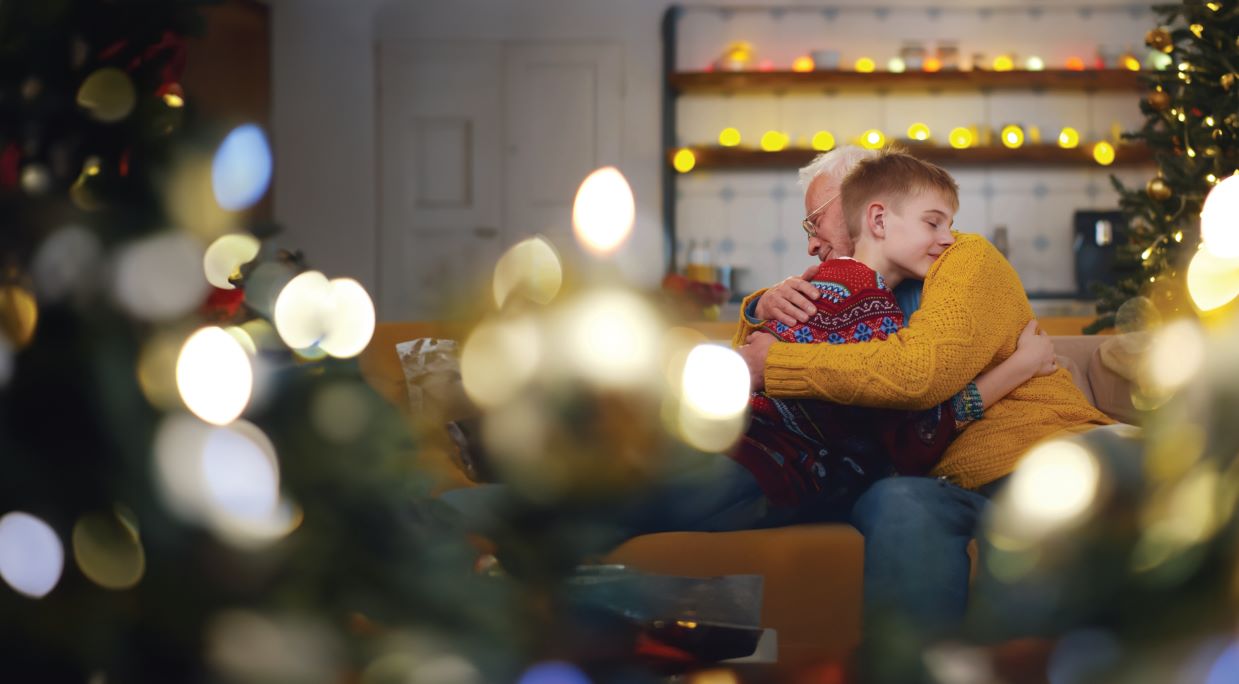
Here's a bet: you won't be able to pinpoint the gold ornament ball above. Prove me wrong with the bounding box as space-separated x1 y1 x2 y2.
1147 91 1172 111
1221 73 1235 91
1146 177 1173 201
0 285 38 348
1146 27 1174 53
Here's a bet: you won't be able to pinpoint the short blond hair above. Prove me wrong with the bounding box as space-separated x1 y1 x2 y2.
840 150 960 238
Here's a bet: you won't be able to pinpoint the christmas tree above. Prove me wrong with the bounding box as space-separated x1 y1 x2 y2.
1088 0 1239 333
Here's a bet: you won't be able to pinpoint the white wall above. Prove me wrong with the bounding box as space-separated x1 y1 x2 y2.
270 0 1156 309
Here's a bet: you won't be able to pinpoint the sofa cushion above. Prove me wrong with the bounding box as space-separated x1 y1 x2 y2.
1055 353 1093 407
1087 346 1141 425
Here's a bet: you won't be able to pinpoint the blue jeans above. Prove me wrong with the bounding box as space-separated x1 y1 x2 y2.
851 475 1003 637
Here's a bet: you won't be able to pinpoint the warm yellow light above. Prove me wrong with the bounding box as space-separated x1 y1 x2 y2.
887 57 906 73
1201 175 1239 258
493 236 563 308
84 157 102 176
1207 174 1218 184
1057 127 1080 148
1174 231 1184 242
273 271 330 349
163 93 184 108
1025 56 1045 71
673 148 696 173
860 129 886 149
1141 246 1154 261
760 130 787 151
906 123 931 141
993 55 1014 71
1007 440 1101 536
1000 125 1025 149
1065 56 1085 71
572 166 635 255
1092 141 1116 165
558 289 660 389
1187 247 1239 311
923 58 942 73
718 127 741 147
1141 319 1206 392
811 130 836 151
177 326 253 426
792 56 814 72
677 344 750 452
948 127 974 149
72 510 144 590
1207 2 1221 11
1205 116 1216 126
203 234 260 290
317 278 375 359
461 316 542 409
1123 56 1142 71
1187 146 1196 156
854 57 876 73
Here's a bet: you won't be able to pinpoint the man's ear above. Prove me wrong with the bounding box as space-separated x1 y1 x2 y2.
865 201 886 238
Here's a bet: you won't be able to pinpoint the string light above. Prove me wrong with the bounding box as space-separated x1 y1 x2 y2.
718 127 741 147
887 57 906 73
1026 56 1045 71
860 129 886 149
1123 56 1142 71
1093 141 1116 165
1066 56 1086 71
993 55 1014 71
923 57 942 72
1000 125 1025 149
792 56 814 72
672 148 696 173
949 127 975 149
1205 116 1215 126
811 130 836 151
760 130 788 151
906 123 931 141
1058 127 1080 149
854 57 876 73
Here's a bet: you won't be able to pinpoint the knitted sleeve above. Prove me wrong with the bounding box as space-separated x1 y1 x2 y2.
730 288 770 350
763 235 1030 411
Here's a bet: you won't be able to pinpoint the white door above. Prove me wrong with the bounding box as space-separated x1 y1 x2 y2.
377 41 504 320
502 43 623 262
377 41 623 319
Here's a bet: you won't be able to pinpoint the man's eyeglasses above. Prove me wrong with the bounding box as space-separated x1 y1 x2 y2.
800 194 840 239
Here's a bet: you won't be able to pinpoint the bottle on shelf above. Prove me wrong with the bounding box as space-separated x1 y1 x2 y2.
685 239 716 283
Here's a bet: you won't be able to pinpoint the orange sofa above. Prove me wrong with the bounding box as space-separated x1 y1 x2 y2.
358 321 1135 667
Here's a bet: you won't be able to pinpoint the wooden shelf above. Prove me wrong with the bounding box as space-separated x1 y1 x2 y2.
669 143 1153 169
669 69 1146 94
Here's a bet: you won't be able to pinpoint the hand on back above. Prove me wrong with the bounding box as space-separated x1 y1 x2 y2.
755 264 822 326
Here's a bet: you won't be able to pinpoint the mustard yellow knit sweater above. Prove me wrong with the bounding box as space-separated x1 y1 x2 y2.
732 233 1114 489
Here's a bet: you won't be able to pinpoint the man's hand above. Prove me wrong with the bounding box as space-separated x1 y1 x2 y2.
754 264 821 326
738 331 777 391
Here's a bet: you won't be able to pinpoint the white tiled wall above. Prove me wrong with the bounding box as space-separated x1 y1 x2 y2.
672 4 1158 296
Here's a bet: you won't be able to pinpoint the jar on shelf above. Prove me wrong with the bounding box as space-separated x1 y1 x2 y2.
900 41 926 71
936 41 960 70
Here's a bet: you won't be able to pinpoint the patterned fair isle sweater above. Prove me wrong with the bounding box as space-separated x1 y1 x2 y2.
733 258 955 509
732 233 1114 490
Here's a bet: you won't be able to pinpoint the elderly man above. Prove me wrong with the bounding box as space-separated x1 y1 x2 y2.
733 146 1112 672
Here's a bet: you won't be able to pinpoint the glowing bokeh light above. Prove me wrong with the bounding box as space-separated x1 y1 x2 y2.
1057 127 1080 149
760 130 788 152
1141 318 1205 393
203 234 261 290
212 124 273 211
680 344 750 419
1123 56 1142 71
1007 440 1100 535
887 57 906 73
517 661 591 684
32 226 102 303
310 382 372 444
673 148 696 173
572 166 635 256
923 57 942 73
992 55 1014 71
177 326 253 425
493 236 563 309
1000 125 1025 149
114 232 210 321
461 317 542 409
1092 141 1116 165
273 271 331 349
907 123 931 142
718 127 741 147
1186 248 1239 311
860 129 886 149
1200 175 1239 258
792 56 814 72
854 57 876 73
72 510 145 590
316 278 376 359
948 127 974 149
811 130 836 151
559 289 660 389
1065 56 1086 71
1025 56 1045 71
202 423 280 524
76 67 136 123
0 512 63 598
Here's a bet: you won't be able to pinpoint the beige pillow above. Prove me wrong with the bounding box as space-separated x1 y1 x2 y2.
1087 346 1140 425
